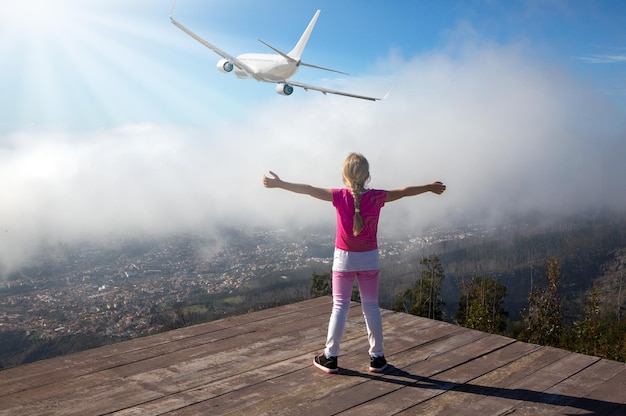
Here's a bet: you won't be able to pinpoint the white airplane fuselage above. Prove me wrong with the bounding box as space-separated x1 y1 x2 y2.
233 54 298 81
171 6 384 101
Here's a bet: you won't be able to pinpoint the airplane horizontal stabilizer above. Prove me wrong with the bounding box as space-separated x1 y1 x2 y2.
299 62 348 75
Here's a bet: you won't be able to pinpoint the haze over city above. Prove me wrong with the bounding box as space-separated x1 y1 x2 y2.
1 0 625 277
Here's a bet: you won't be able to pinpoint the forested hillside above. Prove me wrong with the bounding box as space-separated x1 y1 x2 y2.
378 212 626 323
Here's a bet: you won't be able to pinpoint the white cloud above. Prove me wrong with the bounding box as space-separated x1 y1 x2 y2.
1 39 625 276
574 54 626 64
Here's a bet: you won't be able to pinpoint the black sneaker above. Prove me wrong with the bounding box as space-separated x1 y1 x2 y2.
369 355 387 373
313 352 338 374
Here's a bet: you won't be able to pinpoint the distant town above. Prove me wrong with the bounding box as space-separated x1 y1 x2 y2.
0 226 480 341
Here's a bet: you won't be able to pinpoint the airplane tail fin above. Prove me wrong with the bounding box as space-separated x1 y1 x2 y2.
258 9 349 75
288 10 320 60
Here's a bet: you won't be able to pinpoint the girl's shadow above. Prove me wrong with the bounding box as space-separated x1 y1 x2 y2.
340 365 623 414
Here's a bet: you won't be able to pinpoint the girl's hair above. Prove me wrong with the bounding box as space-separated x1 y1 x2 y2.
342 153 370 236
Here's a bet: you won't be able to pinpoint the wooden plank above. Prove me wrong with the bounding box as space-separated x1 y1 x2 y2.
109 302 373 415
545 363 626 415
157 313 476 415
387 341 542 416
226 330 501 415
109 307 455 415
154 314 456 414
445 349 600 416
0 308 334 415
506 359 626 415
0 298 625 416
333 335 523 416
0 297 334 397
0 298 382 416
416 346 570 416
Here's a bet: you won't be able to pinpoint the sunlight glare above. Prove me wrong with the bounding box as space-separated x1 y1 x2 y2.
3 0 77 37
1 0 226 130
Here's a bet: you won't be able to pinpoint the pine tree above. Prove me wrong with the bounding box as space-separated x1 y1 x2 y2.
569 286 601 356
565 286 626 361
310 271 332 298
518 257 563 347
393 255 445 320
455 276 508 334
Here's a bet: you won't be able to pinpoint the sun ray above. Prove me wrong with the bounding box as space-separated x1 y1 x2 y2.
3 0 78 39
1 0 240 131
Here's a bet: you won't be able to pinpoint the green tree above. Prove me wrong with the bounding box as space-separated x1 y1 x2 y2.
518 257 563 347
455 276 508 334
568 286 601 356
393 255 445 320
564 287 626 361
310 271 332 298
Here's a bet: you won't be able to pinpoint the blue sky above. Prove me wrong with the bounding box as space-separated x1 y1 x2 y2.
2 0 625 130
1 0 625 274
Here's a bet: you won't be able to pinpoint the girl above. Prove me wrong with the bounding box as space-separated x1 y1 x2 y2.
262 153 446 374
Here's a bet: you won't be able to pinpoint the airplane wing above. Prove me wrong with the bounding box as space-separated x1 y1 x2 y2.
286 80 388 102
169 15 263 81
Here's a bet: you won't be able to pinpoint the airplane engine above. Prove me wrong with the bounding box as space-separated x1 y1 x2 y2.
276 83 294 96
217 59 234 73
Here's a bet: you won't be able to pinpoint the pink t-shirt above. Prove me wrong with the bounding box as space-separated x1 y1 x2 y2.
332 188 386 252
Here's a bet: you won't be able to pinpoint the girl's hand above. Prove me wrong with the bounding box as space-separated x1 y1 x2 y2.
262 171 282 188
430 181 446 195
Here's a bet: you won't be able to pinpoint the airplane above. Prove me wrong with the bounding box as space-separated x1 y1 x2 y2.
169 6 386 101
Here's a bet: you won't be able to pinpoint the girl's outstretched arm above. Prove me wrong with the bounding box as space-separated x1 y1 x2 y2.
385 181 446 202
262 171 333 202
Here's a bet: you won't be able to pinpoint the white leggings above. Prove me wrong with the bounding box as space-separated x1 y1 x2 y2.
324 270 384 358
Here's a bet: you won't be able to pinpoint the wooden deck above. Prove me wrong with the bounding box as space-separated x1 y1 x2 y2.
0 296 625 415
